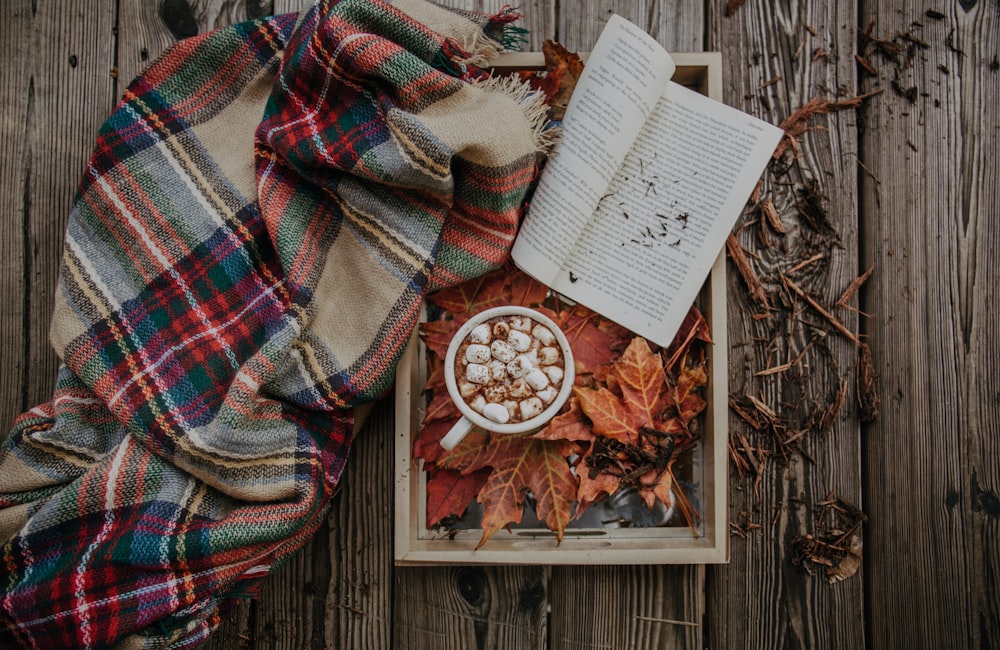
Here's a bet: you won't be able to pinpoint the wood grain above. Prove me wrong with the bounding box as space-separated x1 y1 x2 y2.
858 1 1000 648
394 565 549 649
705 0 865 648
0 0 117 432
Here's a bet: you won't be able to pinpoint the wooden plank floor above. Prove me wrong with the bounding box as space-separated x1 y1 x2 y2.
0 1 996 648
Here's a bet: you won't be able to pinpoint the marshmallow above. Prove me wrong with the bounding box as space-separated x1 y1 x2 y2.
465 363 490 385
459 380 479 398
509 378 532 399
525 367 550 391
538 346 561 366
468 394 486 413
508 330 532 352
537 385 559 404
544 365 564 385
469 323 492 344
488 360 507 382
466 344 492 364
490 340 516 363
482 402 510 423
483 384 508 403
507 354 534 378
519 396 544 420
491 321 510 339
532 324 555 346
510 316 533 332
503 400 519 420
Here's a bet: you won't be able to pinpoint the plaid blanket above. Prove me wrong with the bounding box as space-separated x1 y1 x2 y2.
0 0 547 646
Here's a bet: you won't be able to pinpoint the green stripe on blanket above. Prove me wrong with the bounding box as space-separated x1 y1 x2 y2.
0 1 549 646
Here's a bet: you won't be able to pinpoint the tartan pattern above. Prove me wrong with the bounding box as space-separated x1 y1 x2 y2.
0 0 544 646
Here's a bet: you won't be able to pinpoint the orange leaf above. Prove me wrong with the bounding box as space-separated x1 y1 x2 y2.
436 429 493 474
637 467 673 512
540 39 584 121
673 358 709 426
575 453 620 517
422 390 461 424
530 397 595 443
473 435 577 548
616 337 670 426
413 417 457 468
574 385 643 443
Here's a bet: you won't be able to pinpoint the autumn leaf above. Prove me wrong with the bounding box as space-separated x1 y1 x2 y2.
575 337 671 443
575 452 620 517
530 397 595 443
574 384 643 443
539 39 585 121
426 468 491 528
422 390 461 425
427 271 510 316
616 337 671 426
438 434 578 547
509 271 550 307
558 304 632 374
638 467 673 510
419 318 460 360
671 356 708 427
663 307 712 371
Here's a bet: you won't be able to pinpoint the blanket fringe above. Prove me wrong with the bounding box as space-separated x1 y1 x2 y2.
459 6 529 67
475 74 562 156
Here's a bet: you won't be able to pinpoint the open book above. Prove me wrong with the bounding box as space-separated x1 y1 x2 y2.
512 15 783 348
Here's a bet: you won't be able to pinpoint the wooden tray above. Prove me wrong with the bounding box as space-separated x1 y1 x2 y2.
393 53 728 565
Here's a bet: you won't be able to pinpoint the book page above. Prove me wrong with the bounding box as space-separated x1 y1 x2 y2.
511 15 675 283
549 81 784 347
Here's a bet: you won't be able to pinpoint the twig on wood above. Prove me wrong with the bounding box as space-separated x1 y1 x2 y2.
791 492 867 583
773 90 883 159
633 615 700 627
856 157 881 185
816 378 848 433
855 54 878 76
780 272 861 346
759 197 786 234
835 264 875 309
757 75 782 91
857 340 880 422
787 252 826 275
726 234 771 309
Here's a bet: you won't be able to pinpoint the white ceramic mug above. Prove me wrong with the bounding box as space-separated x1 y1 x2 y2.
439 306 575 450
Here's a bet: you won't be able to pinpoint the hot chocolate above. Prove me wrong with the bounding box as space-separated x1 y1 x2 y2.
453 314 566 425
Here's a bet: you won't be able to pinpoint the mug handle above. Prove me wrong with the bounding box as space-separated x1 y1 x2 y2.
439 416 475 450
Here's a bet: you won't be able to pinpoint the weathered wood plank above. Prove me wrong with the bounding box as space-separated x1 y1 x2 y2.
326 404 395 650
556 1 704 53
394 565 550 649
858 1 1000 648
549 565 703 649
705 1 865 648
0 0 117 432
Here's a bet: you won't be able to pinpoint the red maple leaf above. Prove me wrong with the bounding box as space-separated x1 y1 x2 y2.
426 468 491 528
557 304 632 375
426 271 510 317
